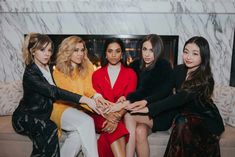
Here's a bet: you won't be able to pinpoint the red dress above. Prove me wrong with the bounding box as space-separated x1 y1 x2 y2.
92 64 137 157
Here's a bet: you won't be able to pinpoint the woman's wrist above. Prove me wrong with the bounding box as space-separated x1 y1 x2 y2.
79 96 92 104
93 93 102 99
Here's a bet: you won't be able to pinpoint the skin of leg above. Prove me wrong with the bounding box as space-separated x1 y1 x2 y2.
110 136 126 157
124 113 153 157
131 114 153 157
136 124 151 157
124 113 137 157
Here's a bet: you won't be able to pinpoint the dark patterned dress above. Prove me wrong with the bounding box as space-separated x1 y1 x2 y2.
147 64 224 157
164 113 221 157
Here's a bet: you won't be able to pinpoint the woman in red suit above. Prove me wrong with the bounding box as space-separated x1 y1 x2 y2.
91 38 137 157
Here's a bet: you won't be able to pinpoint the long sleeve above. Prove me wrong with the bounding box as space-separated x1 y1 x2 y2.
127 59 173 103
148 91 196 118
24 66 82 105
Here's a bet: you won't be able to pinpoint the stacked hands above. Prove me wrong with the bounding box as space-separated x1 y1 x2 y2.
88 96 149 133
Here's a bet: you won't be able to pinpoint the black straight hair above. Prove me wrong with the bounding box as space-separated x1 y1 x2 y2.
100 38 127 67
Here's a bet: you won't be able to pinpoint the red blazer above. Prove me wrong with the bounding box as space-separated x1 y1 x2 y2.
92 64 137 103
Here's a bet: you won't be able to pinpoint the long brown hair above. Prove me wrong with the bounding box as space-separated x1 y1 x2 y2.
22 33 53 65
140 34 164 71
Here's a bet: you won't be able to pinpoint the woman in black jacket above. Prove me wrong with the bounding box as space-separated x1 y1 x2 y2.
127 36 225 157
12 33 101 157
111 34 173 157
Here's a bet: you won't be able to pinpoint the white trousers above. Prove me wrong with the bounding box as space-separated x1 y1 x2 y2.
61 107 99 157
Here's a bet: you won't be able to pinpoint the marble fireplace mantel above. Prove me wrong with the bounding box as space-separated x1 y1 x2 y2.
1 0 235 14
0 0 235 85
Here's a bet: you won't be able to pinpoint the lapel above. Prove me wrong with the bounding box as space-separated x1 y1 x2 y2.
49 64 57 85
103 64 124 102
31 63 55 85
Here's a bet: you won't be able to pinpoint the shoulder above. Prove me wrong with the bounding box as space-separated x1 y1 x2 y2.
53 67 61 75
155 58 171 68
173 64 187 74
53 67 67 81
24 63 42 78
87 62 95 73
129 59 140 70
93 66 106 77
151 58 172 74
129 59 140 69
23 63 45 85
129 59 141 75
122 66 137 78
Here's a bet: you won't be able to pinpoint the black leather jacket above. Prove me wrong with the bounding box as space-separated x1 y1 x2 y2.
14 63 82 120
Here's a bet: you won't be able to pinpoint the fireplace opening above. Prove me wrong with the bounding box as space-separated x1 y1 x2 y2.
47 34 179 68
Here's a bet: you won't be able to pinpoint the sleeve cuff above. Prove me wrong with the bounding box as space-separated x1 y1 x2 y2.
93 93 102 99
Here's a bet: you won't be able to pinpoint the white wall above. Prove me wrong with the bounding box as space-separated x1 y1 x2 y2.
0 0 235 85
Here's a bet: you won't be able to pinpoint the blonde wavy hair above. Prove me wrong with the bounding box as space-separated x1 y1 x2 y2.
56 36 92 78
22 33 53 65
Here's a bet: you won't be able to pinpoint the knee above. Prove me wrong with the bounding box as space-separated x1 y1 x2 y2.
68 131 81 141
124 113 133 124
64 131 82 149
124 113 135 132
81 115 95 129
135 125 148 142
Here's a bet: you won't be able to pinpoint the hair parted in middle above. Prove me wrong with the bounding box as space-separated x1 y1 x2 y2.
100 38 127 67
55 36 93 78
140 34 164 71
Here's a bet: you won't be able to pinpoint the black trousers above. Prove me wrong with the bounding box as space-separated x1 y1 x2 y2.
12 112 60 157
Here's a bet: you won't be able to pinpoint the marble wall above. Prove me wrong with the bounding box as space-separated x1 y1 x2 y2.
0 0 235 85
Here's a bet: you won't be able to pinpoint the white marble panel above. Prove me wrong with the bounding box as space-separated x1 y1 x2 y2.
1 0 235 13
0 0 235 86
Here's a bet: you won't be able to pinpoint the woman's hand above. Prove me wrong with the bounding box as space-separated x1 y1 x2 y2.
104 112 122 123
125 100 148 111
107 101 129 113
116 96 126 103
94 96 116 115
94 96 113 109
130 107 149 114
107 102 126 113
102 120 118 133
79 96 102 115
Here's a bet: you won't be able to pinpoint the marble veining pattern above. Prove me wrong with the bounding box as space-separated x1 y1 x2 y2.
0 0 235 85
